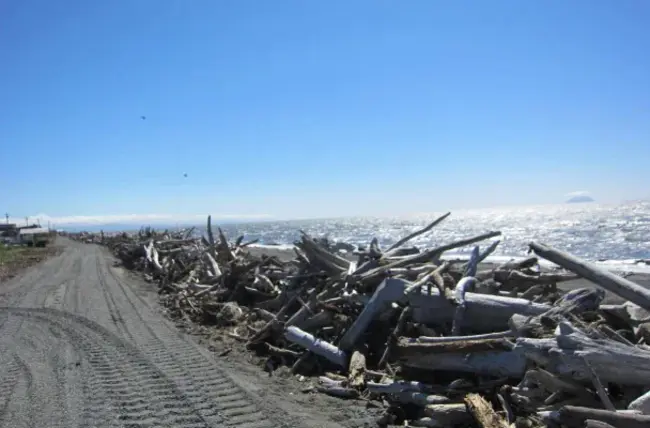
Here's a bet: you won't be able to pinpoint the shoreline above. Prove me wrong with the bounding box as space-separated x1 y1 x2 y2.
246 245 650 305
72 220 650 426
247 243 650 274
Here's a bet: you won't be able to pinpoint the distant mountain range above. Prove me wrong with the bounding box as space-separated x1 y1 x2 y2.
566 195 595 204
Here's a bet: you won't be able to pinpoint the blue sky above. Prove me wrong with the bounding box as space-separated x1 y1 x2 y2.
1 1 649 226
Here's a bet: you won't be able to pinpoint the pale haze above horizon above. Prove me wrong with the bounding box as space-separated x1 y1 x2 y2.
2 1 649 227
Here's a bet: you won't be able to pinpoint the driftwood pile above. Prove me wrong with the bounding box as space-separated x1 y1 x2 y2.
72 214 650 428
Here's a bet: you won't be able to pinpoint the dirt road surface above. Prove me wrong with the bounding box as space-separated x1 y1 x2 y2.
0 239 351 428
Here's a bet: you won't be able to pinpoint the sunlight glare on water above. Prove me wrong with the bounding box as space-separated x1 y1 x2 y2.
209 201 650 262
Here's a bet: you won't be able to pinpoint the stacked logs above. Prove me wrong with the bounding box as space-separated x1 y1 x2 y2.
70 213 650 428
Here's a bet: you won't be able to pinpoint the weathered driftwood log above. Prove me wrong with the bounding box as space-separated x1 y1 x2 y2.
397 337 514 356
414 403 473 427
297 233 351 273
407 282 550 332
582 355 616 411
509 287 605 339
530 242 650 312
347 350 366 388
285 285 340 329
514 321 650 386
600 301 650 337
475 256 538 281
400 350 526 378
493 269 579 292
464 393 509 428
465 246 481 276
338 278 407 351
393 392 450 407
383 212 450 257
547 405 650 428
509 313 547 338
358 231 502 283
299 311 334 332
341 278 550 349
284 326 348 367
629 389 650 414
366 380 435 395
452 276 477 335
462 242 500 276
522 368 594 403
415 331 513 343
397 338 526 377
316 376 358 398
583 420 618 428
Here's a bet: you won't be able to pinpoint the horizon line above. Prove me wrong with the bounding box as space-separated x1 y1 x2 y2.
7 198 648 228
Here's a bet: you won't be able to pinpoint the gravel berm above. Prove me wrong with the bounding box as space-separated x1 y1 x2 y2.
0 238 350 428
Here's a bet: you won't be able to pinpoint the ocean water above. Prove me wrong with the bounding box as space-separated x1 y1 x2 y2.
209 201 650 268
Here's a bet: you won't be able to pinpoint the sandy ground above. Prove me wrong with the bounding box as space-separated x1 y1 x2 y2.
0 238 354 428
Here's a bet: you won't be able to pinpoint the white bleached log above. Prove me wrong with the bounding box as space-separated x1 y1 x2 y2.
340 278 550 350
284 326 347 367
413 403 473 427
407 282 550 332
452 276 477 335
203 252 222 278
514 321 650 386
547 405 650 428
629 389 650 415
530 242 650 312
415 331 514 343
393 392 450 407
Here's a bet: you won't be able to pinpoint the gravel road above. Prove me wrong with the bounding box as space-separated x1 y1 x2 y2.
0 239 343 428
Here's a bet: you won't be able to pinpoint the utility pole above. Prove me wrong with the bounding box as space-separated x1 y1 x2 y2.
25 217 29 226
4 213 8 224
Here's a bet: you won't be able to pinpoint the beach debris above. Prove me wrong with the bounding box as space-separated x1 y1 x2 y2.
68 214 650 427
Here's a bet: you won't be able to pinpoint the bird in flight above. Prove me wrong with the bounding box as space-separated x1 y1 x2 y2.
141 115 146 120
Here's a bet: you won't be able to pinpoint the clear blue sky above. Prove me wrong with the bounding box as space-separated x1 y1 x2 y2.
1 1 649 225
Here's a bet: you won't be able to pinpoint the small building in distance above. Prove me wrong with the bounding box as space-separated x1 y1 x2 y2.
0 223 17 234
18 227 52 247
0 224 18 243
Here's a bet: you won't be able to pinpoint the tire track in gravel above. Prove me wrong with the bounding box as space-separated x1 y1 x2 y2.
0 247 67 304
94 252 276 428
42 256 83 310
94 255 136 342
0 352 35 427
0 251 82 343
0 239 343 428
0 307 216 428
